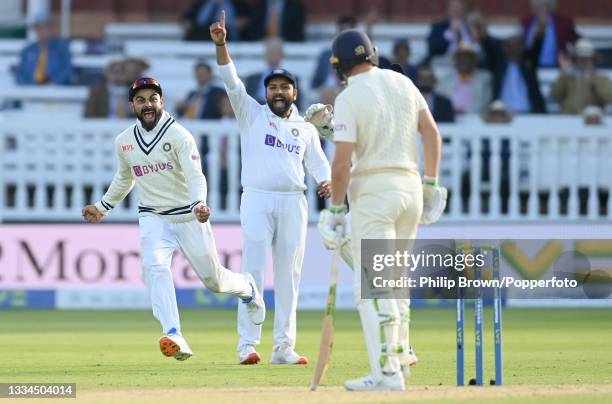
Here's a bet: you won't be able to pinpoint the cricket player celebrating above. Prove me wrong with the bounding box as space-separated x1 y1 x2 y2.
82 77 265 361
210 11 331 365
319 29 444 391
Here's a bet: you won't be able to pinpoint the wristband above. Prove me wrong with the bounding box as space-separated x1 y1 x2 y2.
329 205 347 214
215 42 226 46
423 175 439 186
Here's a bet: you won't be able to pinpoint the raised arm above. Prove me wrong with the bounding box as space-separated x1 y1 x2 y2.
211 10 231 66
210 10 259 127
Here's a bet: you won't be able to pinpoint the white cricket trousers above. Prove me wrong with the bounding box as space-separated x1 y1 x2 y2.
349 171 422 379
139 215 252 335
237 190 308 350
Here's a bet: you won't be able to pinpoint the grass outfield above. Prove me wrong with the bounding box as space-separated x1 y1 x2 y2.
1 308 611 403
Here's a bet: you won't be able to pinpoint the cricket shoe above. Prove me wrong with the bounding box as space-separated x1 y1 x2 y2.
270 345 308 365
241 273 266 325
159 329 193 361
238 344 261 365
344 372 405 391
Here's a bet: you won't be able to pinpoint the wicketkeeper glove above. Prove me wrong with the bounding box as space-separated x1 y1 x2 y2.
318 208 350 250
304 103 334 139
420 176 448 225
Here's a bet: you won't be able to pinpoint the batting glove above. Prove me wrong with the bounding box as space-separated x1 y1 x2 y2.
318 205 347 248
318 209 349 250
420 176 448 225
304 103 334 139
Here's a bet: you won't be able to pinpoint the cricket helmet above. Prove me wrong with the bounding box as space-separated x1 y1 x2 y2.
329 29 376 81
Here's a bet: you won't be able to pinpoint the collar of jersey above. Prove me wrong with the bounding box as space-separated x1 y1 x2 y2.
347 66 376 85
133 110 175 155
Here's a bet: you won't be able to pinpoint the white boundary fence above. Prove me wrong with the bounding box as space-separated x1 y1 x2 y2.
1 114 611 223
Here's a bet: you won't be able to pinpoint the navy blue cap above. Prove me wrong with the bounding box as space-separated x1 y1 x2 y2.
264 68 297 88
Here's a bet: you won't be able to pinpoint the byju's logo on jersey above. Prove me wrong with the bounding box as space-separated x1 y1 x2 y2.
133 162 174 177
264 134 301 155
265 134 276 146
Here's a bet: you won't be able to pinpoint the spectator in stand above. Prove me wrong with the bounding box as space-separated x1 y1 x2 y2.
390 38 417 82
550 38 612 114
466 11 504 74
521 0 578 67
423 0 478 65
437 43 492 114
182 0 247 41
247 0 305 42
311 15 356 91
416 65 455 123
176 61 226 119
84 59 131 118
583 105 604 126
244 38 287 104
482 100 514 123
15 12 73 85
493 35 547 114
361 7 391 69
123 57 150 85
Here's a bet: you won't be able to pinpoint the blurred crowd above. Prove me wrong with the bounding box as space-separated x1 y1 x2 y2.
8 0 612 124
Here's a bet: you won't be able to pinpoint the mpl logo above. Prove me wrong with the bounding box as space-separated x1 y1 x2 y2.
122 144 134 152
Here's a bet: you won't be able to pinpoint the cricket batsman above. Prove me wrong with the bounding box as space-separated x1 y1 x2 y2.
82 77 265 361
319 29 445 391
210 11 332 365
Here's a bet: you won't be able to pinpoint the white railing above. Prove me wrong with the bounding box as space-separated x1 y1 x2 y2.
437 115 612 221
1 114 611 223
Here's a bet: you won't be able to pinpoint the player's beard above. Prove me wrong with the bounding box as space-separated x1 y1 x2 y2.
267 95 293 118
136 106 162 131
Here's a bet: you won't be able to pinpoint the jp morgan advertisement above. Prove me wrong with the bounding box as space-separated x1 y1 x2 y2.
2 225 612 308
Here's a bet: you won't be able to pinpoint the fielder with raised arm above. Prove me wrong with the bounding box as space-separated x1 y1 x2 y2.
210 11 331 365
81 77 264 361
317 29 446 391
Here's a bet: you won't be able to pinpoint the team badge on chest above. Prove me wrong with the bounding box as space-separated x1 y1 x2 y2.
291 128 299 137
163 142 172 152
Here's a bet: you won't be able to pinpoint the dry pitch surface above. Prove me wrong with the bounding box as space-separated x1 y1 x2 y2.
75 384 612 404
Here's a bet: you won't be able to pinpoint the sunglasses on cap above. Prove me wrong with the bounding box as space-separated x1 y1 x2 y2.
129 77 162 101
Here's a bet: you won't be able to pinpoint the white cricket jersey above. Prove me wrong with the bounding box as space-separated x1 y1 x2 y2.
94 111 206 223
218 62 330 192
333 66 428 176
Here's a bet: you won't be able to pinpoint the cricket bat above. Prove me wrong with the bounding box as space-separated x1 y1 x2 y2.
310 226 343 391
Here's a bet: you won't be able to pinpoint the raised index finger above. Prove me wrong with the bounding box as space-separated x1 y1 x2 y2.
220 10 225 28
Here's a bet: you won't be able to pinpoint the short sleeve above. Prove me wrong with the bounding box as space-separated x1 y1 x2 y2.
332 95 357 143
415 85 428 111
